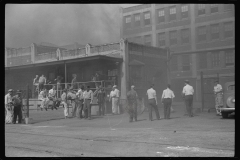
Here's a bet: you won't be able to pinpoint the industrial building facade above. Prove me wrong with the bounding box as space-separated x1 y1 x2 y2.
5 39 167 109
120 4 235 103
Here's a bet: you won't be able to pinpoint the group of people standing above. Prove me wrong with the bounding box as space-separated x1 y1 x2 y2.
5 89 24 124
126 80 195 122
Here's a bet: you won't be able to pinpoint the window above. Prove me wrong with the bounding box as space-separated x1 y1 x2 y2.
181 5 188 19
158 33 165 47
197 26 207 42
224 4 234 11
144 12 151 25
158 9 165 23
199 53 208 69
210 4 219 13
198 4 206 15
181 28 190 44
134 14 140 27
171 55 178 71
211 52 220 68
224 22 234 38
169 7 177 21
169 30 178 46
182 55 191 71
210 24 219 40
125 16 131 28
225 50 235 67
144 35 152 46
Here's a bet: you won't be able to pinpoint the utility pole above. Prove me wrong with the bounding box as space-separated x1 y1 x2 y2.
166 47 171 85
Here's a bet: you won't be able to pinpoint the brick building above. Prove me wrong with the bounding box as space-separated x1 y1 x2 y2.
120 4 235 103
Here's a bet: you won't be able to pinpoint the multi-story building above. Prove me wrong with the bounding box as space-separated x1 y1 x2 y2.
120 4 235 104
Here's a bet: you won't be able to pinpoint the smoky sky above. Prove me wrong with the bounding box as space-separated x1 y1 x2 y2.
5 4 122 48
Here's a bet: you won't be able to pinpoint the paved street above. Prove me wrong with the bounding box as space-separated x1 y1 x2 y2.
5 102 235 157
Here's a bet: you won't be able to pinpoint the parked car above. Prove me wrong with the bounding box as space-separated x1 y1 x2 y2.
220 81 235 118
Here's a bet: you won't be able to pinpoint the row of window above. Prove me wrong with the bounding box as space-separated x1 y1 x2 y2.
170 50 235 72
124 4 234 28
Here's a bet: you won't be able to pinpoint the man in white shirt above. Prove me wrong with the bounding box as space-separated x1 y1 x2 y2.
161 84 175 119
76 85 85 119
182 80 194 117
83 86 93 120
146 84 160 121
109 85 120 115
38 88 48 111
67 87 77 117
33 75 39 98
38 74 46 92
61 88 68 119
213 80 223 115
48 85 58 110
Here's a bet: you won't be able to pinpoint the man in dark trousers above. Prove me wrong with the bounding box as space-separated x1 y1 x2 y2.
83 86 93 120
96 85 106 116
182 80 194 117
161 84 175 119
146 84 160 121
127 85 138 122
12 90 23 124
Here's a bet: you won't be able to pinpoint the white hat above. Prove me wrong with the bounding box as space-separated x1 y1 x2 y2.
131 85 135 89
113 85 117 88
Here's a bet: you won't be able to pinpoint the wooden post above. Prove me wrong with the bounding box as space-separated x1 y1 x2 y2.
200 71 204 112
26 84 29 118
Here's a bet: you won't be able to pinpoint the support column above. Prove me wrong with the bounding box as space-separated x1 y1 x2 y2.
30 43 35 63
5 47 7 67
85 44 90 56
120 38 128 101
65 63 67 89
151 4 157 47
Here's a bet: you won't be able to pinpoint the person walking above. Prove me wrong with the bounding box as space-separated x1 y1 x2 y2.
127 85 138 122
182 80 194 117
109 85 120 115
96 85 106 116
61 88 69 119
12 90 23 124
146 84 160 121
83 86 93 120
76 85 85 119
161 84 175 119
214 80 223 116
5 89 14 124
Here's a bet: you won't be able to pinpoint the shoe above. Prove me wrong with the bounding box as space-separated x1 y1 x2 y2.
45 108 47 111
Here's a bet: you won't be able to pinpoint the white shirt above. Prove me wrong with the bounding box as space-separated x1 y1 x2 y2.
161 88 175 99
110 89 120 98
214 84 222 93
146 88 157 99
5 93 12 105
182 84 194 96
38 91 46 99
76 89 84 100
83 90 93 100
49 89 56 97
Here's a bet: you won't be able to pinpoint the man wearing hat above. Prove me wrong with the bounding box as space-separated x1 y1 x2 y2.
109 85 120 115
5 89 14 124
83 86 93 120
127 85 138 122
67 87 77 117
96 85 106 116
182 80 194 117
213 80 223 115
12 90 23 124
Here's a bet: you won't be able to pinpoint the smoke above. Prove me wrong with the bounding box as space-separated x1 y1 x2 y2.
5 4 121 48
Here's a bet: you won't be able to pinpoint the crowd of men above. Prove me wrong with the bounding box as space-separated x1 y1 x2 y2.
5 78 224 124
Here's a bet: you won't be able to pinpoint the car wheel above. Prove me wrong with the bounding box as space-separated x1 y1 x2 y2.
222 112 228 119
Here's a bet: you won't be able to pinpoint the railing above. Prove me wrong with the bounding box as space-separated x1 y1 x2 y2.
35 80 116 99
6 47 31 58
90 43 120 54
35 51 57 61
61 48 86 59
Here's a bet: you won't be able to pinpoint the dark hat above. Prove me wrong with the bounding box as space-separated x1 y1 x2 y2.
184 80 189 83
214 80 219 83
63 88 67 92
8 89 13 92
16 90 22 94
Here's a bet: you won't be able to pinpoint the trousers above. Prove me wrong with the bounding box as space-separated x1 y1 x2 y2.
148 98 160 120
184 95 193 117
163 98 172 119
128 100 137 122
84 99 91 119
77 100 84 118
98 101 105 116
13 106 22 124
